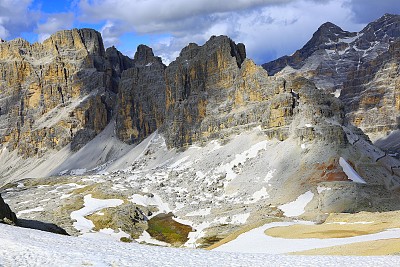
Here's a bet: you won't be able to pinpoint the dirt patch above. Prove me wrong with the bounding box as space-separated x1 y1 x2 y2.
265 211 400 239
291 238 400 256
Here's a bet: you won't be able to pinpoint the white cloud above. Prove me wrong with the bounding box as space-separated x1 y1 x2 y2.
100 20 123 47
233 0 366 63
0 24 8 39
0 0 37 39
149 0 366 64
79 0 293 32
77 0 373 64
36 13 75 42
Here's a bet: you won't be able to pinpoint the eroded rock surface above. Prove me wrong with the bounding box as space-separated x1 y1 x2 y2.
263 14 400 149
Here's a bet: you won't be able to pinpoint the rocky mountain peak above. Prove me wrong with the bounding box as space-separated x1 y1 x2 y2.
116 44 166 144
262 13 400 155
318 22 344 34
106 46 134 74
133 44 162 65
43 28 106 57
302 21 356 52
360 13 400 42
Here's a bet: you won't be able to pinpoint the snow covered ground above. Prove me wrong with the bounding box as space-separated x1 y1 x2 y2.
215 221 400 254
1 224 400 267
278 191 314 217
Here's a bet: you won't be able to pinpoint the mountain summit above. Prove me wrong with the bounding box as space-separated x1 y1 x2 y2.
263 14 400 153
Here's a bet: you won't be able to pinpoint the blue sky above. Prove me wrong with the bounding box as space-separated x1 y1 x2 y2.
0 0 399 64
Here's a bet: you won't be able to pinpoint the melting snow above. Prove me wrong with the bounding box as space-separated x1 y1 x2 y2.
245 187 269 204
333 89 342 98
217 140 268 185
136 230 170 246
339 157 367 184
231 213 250 224
278 191 314 217
70 194 124 234
317 186 332 194
186 208 212 216
16 207 44 217
81 228 130 241
129 193 171 215
265 169 275 182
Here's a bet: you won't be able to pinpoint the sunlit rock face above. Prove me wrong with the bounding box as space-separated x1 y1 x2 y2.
0 28 131 156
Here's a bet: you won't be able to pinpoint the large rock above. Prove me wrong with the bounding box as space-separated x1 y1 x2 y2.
0 194 17 225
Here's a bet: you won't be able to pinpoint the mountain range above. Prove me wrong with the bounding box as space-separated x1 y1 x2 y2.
0 14 400 251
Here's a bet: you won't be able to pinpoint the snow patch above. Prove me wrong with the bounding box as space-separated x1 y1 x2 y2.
2 223 400 266
265 169 275 182
215 220 400 254
17 207 44 217
245 187 269 204
278 191 314 217
333 89 342 98
231 213 250 224
129 193 171 215
82 228 130 241
70 194 124 234
217 140 268 185
339 157 367 184
70 169 87 176
136 230 170 246
186 208 211 217
317 186 332 194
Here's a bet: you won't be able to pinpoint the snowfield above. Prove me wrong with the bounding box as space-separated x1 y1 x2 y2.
1 224 400 267
215 221 400 254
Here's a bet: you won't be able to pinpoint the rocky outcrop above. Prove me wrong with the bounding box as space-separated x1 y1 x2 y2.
116 45 166 144
163 35 346 148
0 28 133 156
164 36 246 147
0 194 17 225
262 14 400 151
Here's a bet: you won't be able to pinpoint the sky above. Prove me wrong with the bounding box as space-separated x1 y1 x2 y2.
0 0 399 65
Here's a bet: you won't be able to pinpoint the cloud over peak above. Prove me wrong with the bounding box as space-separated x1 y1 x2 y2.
0 0 398 64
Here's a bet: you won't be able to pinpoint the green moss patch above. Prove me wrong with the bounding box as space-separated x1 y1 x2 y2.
147 213 192 246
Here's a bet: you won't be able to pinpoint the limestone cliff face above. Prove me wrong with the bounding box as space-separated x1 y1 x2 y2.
0 29 132 156
164 36 254 147
116 45 166 144
263 14 400 151
163 35 345 148
341 39 400 142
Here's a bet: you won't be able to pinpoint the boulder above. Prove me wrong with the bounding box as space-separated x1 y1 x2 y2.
0 194 17 225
